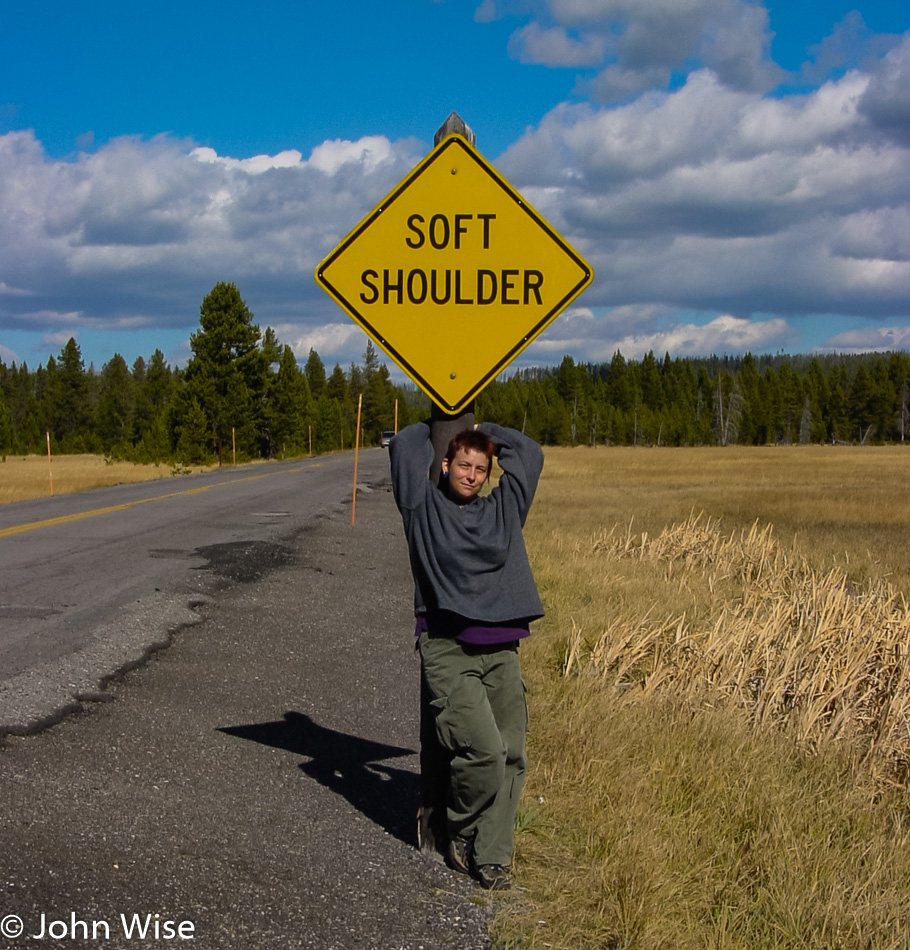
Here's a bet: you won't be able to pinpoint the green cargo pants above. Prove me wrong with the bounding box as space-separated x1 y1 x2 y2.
418 632 528 867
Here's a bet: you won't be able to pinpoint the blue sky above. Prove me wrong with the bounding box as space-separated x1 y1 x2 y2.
1 0 908 377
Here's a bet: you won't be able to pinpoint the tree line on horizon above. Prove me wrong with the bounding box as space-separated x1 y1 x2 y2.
0 283 420 464
1 281 909 462
479 347 910 448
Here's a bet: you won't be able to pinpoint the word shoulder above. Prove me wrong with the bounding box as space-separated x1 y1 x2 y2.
358 210 546 308
360 267 543 307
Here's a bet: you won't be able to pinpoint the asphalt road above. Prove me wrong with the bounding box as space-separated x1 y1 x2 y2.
0 452 496 949
1 452 385 731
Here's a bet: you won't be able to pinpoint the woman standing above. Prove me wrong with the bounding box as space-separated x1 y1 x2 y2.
389 420 544 890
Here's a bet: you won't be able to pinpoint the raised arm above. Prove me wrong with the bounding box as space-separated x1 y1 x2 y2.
389 421 435 512
477 422 544 524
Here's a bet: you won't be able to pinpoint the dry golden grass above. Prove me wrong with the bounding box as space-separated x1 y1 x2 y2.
577 514 910 781
0 454 215 504
534 444 910 591
496 445 910 950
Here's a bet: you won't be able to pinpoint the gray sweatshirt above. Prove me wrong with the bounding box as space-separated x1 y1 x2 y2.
389 421 545 625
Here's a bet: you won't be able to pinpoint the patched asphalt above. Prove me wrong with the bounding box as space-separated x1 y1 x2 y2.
0 475 496 949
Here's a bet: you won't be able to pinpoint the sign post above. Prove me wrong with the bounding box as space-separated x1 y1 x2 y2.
315 112 593 856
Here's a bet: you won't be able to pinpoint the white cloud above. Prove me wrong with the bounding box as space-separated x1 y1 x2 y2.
498 67 910 321
508 22 607 66
505 0 781 96
0 282 31 296
859 34 910 145
16 309 84 327
526 312 796 363
474 0 496 23
589 65 671 101
190 139 407 177
830 206 910 263
819 325 910 354
41 331 78 350
191 147 304 173
285 322 365 365
306 136 400 174
0 129 418 317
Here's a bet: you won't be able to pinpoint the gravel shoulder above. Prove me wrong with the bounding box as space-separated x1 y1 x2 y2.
0 476 497 949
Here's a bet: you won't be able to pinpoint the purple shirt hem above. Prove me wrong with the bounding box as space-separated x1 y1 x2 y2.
414 613 531 646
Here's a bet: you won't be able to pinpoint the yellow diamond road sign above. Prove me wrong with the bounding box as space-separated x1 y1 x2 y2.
314 134 593 414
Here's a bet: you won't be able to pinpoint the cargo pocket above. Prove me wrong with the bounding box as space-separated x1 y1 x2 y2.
430 695 466 754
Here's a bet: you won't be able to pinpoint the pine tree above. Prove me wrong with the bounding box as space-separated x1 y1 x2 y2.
900 378 910 443
183 282 265 463
362 363 396 442
639 350 664 410
43 339 91 450
607 350 636 413
266 346 311 456
304 348 327 397
131 350 176 458
175 397 209 465
96 353 135 452
261 327 282 369
827 364 852 442
13 361 41 453
849 364 875 442
311 393 344 453
362 340 380 384
326 364 348 403
0 387 12 454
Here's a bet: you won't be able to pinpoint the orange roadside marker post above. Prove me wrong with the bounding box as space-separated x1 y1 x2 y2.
46 431 53 497
351 393 362 526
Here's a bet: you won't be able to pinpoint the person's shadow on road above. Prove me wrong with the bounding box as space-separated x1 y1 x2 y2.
219 712 419 847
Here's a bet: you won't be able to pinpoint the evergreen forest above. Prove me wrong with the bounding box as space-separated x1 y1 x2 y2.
1 282 908 462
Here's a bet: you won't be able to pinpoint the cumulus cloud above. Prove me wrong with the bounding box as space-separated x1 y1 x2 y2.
0 281 31 296
281 322 366 364
819 325 910 354
503 0 782 97
498 67 910 323
306 136 401 174
858 34 910 145
508 22 608 66
474 0 496 24
0 130 422 367
191 147 305 173
526 309 797 363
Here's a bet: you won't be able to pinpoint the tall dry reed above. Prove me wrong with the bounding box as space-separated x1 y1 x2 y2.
567 513 910 786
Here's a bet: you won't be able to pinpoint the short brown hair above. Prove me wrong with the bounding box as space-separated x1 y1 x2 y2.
445 429 495 465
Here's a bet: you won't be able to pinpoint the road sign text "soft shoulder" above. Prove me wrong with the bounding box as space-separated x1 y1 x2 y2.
358 211 544 308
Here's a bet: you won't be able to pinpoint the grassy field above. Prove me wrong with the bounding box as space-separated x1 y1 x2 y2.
5 445 910 947
497 445 910 949
0 454 216 504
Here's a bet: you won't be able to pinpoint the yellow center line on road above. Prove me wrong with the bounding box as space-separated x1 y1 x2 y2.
0 464 316 538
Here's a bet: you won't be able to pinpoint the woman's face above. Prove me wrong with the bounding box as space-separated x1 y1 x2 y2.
442 447 490 503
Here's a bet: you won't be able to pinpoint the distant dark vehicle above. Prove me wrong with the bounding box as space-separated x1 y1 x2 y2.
380 430 396 448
